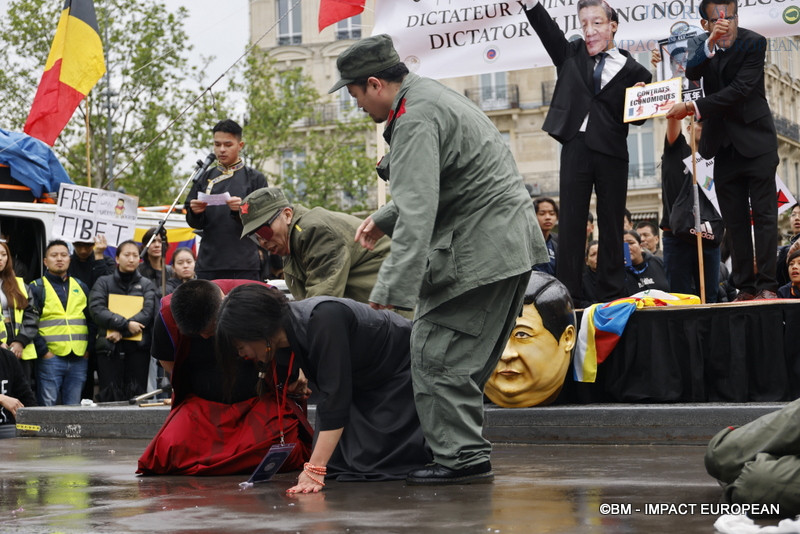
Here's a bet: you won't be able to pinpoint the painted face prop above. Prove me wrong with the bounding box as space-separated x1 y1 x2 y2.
485 273 576 407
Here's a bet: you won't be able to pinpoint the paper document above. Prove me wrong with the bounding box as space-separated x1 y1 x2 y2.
198 192 231 206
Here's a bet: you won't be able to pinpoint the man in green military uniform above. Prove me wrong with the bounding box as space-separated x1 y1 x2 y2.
239 187 391 303
333 35 547 484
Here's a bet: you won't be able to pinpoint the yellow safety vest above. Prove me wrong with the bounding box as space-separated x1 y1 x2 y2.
0 277 37 361
38 277 88 357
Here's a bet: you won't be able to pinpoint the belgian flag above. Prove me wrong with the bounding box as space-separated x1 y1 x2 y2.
24 0 105 146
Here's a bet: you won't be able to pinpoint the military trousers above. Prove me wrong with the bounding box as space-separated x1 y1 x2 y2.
410 271 530 470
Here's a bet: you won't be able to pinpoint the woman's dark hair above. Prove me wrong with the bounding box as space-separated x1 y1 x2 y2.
0 241 27 310
533 196 559 217
215 284 289 396
170 246 195 267
115 240 140 258
787 249 800 268
141 227 168 260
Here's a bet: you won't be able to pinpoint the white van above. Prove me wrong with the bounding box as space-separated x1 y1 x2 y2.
0 200 194 283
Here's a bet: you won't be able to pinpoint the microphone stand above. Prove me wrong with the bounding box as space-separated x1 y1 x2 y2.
142 157 208 288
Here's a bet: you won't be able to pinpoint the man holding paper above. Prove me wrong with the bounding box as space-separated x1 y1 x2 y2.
524 0 651 306
665 0 779 300
185 119 268 281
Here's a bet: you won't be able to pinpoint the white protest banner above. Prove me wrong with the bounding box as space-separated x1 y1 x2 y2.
624 78 682 122
372 0 800 79
682 154 796 215
53 184 138 246
776 175 798 214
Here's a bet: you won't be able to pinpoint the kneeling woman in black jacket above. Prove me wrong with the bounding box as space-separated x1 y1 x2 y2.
90 240 157 402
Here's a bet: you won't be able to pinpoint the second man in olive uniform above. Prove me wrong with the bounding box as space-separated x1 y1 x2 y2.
240 187 390 304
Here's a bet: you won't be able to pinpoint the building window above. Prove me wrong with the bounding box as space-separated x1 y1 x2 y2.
277 0 301 46
627 121 656 185
479 72 508 110
336 15 361 40
281 149 306 197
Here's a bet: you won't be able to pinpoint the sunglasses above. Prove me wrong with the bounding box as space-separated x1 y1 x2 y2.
247 210 282 247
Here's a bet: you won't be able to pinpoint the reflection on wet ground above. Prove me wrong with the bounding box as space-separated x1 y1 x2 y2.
0 438 759 533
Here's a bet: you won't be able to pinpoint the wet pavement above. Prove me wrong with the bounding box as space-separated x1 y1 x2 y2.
1 437 777 534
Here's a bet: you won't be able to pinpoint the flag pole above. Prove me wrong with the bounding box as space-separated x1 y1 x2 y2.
689 115 706 303
85 96 92 188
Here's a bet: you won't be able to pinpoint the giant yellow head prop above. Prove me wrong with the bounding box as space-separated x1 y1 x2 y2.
485 272 576 407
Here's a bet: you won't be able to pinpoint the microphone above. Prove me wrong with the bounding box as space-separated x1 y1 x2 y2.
192 153 217 184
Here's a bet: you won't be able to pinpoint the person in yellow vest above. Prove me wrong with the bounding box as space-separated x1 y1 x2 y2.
0 240 38 387
29 240 91 406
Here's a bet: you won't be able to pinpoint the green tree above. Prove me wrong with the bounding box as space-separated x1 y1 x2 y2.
0 0 226 205
235 49 376 213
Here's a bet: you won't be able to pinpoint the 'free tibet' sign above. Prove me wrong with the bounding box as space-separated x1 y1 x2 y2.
53 184 138 246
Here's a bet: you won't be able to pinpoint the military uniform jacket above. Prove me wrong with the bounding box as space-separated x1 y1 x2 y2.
284 205 390 303
370 73 546 315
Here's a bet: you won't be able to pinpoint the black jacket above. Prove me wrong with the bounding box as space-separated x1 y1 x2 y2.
68 253 115 290
184 165 268 272
89 269 157 352
0 347 37 424
525 3 652 160
686 28 777 160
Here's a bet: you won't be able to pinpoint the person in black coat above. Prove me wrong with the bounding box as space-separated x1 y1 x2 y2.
89 240 157 402
623 230 670 296
185 119 268 281
666 0 779 300
0 347 36 429
524 0 652 306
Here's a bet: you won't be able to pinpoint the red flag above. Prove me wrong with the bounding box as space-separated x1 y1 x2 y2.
318 0 366 32
24 0 106 146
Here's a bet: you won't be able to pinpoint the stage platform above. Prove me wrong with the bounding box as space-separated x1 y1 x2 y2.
14 402 785 445
12 300 796 446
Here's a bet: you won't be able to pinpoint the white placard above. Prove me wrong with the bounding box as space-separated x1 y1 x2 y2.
53 184 138 246
681 155 796 215
624 78 682 122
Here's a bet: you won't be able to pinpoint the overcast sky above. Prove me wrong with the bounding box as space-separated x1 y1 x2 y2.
163 0 250 92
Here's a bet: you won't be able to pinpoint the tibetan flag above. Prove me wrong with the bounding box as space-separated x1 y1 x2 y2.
573 291 701 382
24 0 105 146
318 0 366 32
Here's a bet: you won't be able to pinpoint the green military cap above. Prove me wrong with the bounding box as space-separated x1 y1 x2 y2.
328 34 401 94
239 187 291 238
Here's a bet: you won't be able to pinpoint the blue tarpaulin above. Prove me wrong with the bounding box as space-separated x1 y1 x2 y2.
0 128 73 197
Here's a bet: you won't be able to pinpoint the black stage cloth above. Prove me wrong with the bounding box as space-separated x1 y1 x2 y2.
560 301 800 404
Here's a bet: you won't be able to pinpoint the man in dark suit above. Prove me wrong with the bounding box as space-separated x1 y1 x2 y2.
666 0 779 300
524 0 652 306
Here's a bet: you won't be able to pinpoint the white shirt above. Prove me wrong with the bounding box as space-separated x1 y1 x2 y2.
580 47 626 132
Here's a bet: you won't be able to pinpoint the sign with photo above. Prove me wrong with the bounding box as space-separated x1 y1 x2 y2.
624 78 682 122
53 184 138 246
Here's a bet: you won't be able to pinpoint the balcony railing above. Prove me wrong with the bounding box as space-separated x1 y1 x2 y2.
465 85 520 111
775 115 800 142
290 103 363 127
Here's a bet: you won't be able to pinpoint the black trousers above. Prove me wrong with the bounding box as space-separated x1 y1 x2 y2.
557 134 628 303
96 341 149 402
714 146 779 294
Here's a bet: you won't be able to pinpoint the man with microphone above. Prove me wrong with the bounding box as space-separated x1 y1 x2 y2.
184 119 268 281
